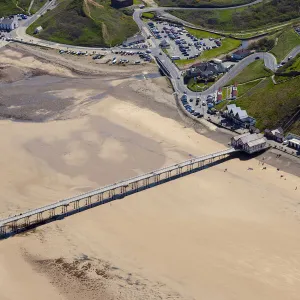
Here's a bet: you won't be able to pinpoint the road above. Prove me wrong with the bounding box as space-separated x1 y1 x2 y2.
5 0 300 106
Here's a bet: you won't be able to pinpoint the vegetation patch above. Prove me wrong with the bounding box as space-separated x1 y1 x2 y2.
237 79 261 97
27 0 138 47
270 28 300 61
185 28 221 39
215 99 229 110
157 0 255 8
201 38 241 60
142 12 155 19
289 120 300 135
249 37 276 52
279 53 300 73
175 34 240 67
0 0 31 16
233 76 300 131
168 0 300 32
228 60 273 85
187 78 215 92
30 0 47 14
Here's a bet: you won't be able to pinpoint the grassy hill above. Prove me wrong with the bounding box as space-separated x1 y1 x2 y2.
270 28 300 61
0 0 31 16
228 60 273 85
233 76 300 133
217 60 300 134
157 0 255 8
27 0 138 47
168 0 300 32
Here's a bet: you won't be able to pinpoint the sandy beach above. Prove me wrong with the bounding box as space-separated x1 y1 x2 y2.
0 44 300 300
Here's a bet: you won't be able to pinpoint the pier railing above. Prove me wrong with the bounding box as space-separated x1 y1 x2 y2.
0 147 238 239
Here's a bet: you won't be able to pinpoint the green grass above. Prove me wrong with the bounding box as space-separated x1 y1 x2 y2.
133 0 142 4
30 0 47 14
222 87 228 100
201 38 241 60
27 0 138 47
270 28 300 61
228 60 273 85
142 12 154 19
168 0 300 32
215 100 229 110
0 0 31 16
187 78 215 92
175 35 240 67
157 0 255 8
186 28 221 39
237 79 261 97
289 120 300 135
283 54 300 72
233 76 300 131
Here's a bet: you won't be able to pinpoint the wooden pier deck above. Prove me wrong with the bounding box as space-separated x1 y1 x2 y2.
0 147 238 238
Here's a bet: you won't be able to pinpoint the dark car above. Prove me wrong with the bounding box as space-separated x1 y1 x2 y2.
255 56 260 60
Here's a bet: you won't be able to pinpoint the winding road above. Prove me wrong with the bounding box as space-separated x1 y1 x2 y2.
5 0 300 102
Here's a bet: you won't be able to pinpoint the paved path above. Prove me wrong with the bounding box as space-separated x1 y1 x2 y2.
27 0 35 15
6 0 300 113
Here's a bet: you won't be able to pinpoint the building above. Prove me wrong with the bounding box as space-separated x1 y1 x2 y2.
34 26 43 34
122 34 145 47
185 61 226 81
285 133 300 151
225 104 256 128
111 0 133 8
264 127 284 143
231 133 268 154
231 82 238 99
159 39 170 49
216 88 222 102
0 16 19 31
231 49 252 61
288 138 300 150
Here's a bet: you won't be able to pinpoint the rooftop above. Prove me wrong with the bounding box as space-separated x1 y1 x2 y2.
0 18 14 25
247 137 267 147
289 138 300 146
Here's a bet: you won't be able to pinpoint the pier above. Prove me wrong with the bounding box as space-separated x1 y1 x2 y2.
0 147 238 239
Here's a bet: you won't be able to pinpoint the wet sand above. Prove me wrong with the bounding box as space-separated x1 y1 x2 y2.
0 45 300 300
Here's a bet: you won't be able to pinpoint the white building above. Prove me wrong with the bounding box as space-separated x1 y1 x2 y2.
231 133 268 154
288 138 300 150
225 104 256 128
0 16 19 31
34 26 43 34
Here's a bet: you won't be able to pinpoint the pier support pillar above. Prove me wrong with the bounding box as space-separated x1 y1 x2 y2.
98 193 103 202
61 205 68 214
49 208 56 218
25 216 30 227
143 178 149 186
37 212 43 222
166 171 171 179
73 201 79 210
0 225 6 235
109 189 116 199
11 220 17 232
85 197 91 206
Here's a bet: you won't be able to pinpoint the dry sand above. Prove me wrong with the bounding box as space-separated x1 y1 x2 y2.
0 45 300 300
